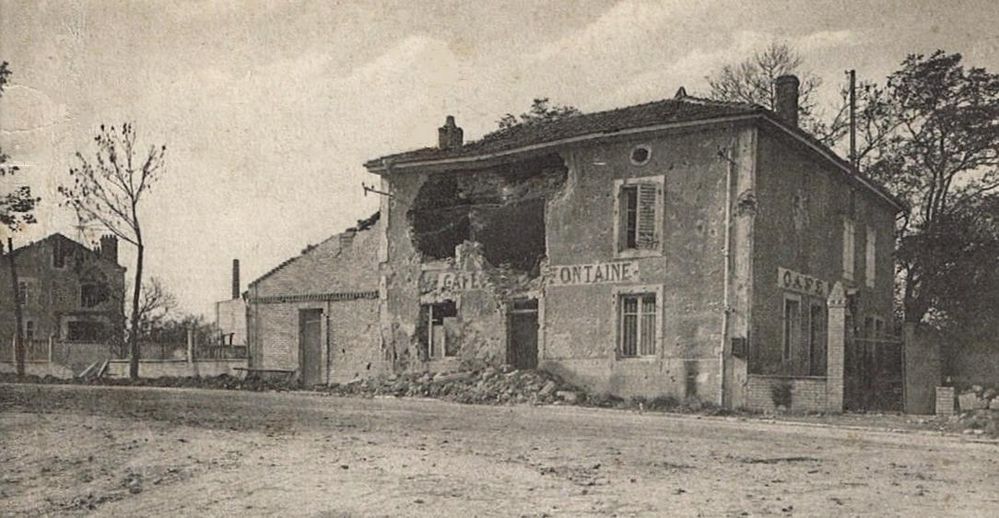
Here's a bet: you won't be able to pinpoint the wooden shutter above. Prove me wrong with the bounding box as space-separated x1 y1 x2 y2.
635 183 659 249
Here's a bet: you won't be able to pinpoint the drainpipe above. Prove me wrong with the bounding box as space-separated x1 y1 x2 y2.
718 148 736 408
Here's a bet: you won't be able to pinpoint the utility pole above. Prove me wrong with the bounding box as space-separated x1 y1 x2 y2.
848 69 857 169
6 238 25 376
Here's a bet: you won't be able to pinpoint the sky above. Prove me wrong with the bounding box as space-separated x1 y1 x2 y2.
2 0 998 317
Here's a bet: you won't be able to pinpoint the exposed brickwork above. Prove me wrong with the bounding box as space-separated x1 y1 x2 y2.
935 386 956 417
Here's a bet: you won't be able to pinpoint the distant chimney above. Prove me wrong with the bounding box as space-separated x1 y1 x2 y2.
231 259 240 300
99 235 118 264
438 115 463 150
775 75 800 127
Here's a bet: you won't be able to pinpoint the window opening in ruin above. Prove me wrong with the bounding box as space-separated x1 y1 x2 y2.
418 301 458 360
619 293 656 357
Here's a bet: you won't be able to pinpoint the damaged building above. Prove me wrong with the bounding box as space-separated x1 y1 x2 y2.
364 76 904 410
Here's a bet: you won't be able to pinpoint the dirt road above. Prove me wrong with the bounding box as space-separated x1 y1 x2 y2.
1 383 996 517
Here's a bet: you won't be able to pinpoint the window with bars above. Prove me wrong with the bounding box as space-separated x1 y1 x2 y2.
619 293 657 357
616 177 663 256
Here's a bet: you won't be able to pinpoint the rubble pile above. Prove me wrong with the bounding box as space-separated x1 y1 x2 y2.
324 365 585 406
0 372 298 392
955 384 999 437
956 384 999 411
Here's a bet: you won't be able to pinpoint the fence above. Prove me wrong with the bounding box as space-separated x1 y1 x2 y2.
845 336 904 411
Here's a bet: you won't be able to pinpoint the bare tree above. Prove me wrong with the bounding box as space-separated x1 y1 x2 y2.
706 42 836 143
59 123 167 379
135 276 178 339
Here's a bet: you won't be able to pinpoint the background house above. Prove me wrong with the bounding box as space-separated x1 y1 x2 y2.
1 233 125 370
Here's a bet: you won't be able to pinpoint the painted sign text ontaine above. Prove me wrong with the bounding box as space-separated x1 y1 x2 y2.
548 261 640 286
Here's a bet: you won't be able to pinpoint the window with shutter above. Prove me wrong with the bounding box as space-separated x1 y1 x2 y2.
865 226 876 288
636 183 658 249
843 219 855 281
615 176 664 257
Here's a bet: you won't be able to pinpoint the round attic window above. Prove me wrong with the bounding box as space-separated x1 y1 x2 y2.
630 145 652 165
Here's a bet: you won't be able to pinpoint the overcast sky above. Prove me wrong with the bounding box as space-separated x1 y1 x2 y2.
2 0 997 317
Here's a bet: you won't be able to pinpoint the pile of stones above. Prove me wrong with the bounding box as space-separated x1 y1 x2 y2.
325 365 584 406
957 385 999 411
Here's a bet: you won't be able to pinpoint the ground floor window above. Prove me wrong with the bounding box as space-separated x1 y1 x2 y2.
619 293 657 357
864 315 885 339
782 295 801 363
24 320 35 342
418 301 458 359
66 321 106 342
808 302 827 376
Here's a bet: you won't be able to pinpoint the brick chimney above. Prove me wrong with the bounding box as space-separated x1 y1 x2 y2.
438 115 463 150
231 259 240 300
99 235 118 264
775 75 800 127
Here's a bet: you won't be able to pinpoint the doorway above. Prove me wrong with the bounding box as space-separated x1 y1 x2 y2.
507 298 538 370
299 309 323 386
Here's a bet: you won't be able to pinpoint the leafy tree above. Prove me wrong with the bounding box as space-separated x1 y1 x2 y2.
0 61 39 231
496 98 581 130
60 123 167 378
706 42 839 144
860 51 999 324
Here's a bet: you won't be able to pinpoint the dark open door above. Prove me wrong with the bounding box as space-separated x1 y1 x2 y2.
299 309 323 386
508 299 538 370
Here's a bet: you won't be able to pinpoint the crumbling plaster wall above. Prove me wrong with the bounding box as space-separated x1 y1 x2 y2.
541 126 739 400
380 163 556 373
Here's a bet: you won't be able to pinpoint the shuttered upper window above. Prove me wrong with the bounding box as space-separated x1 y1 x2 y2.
615 176 664 257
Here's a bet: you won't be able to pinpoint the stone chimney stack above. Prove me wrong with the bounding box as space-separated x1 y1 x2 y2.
99 235 118 264
438 115 463 150
231 259 240 299
775 75 800 127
